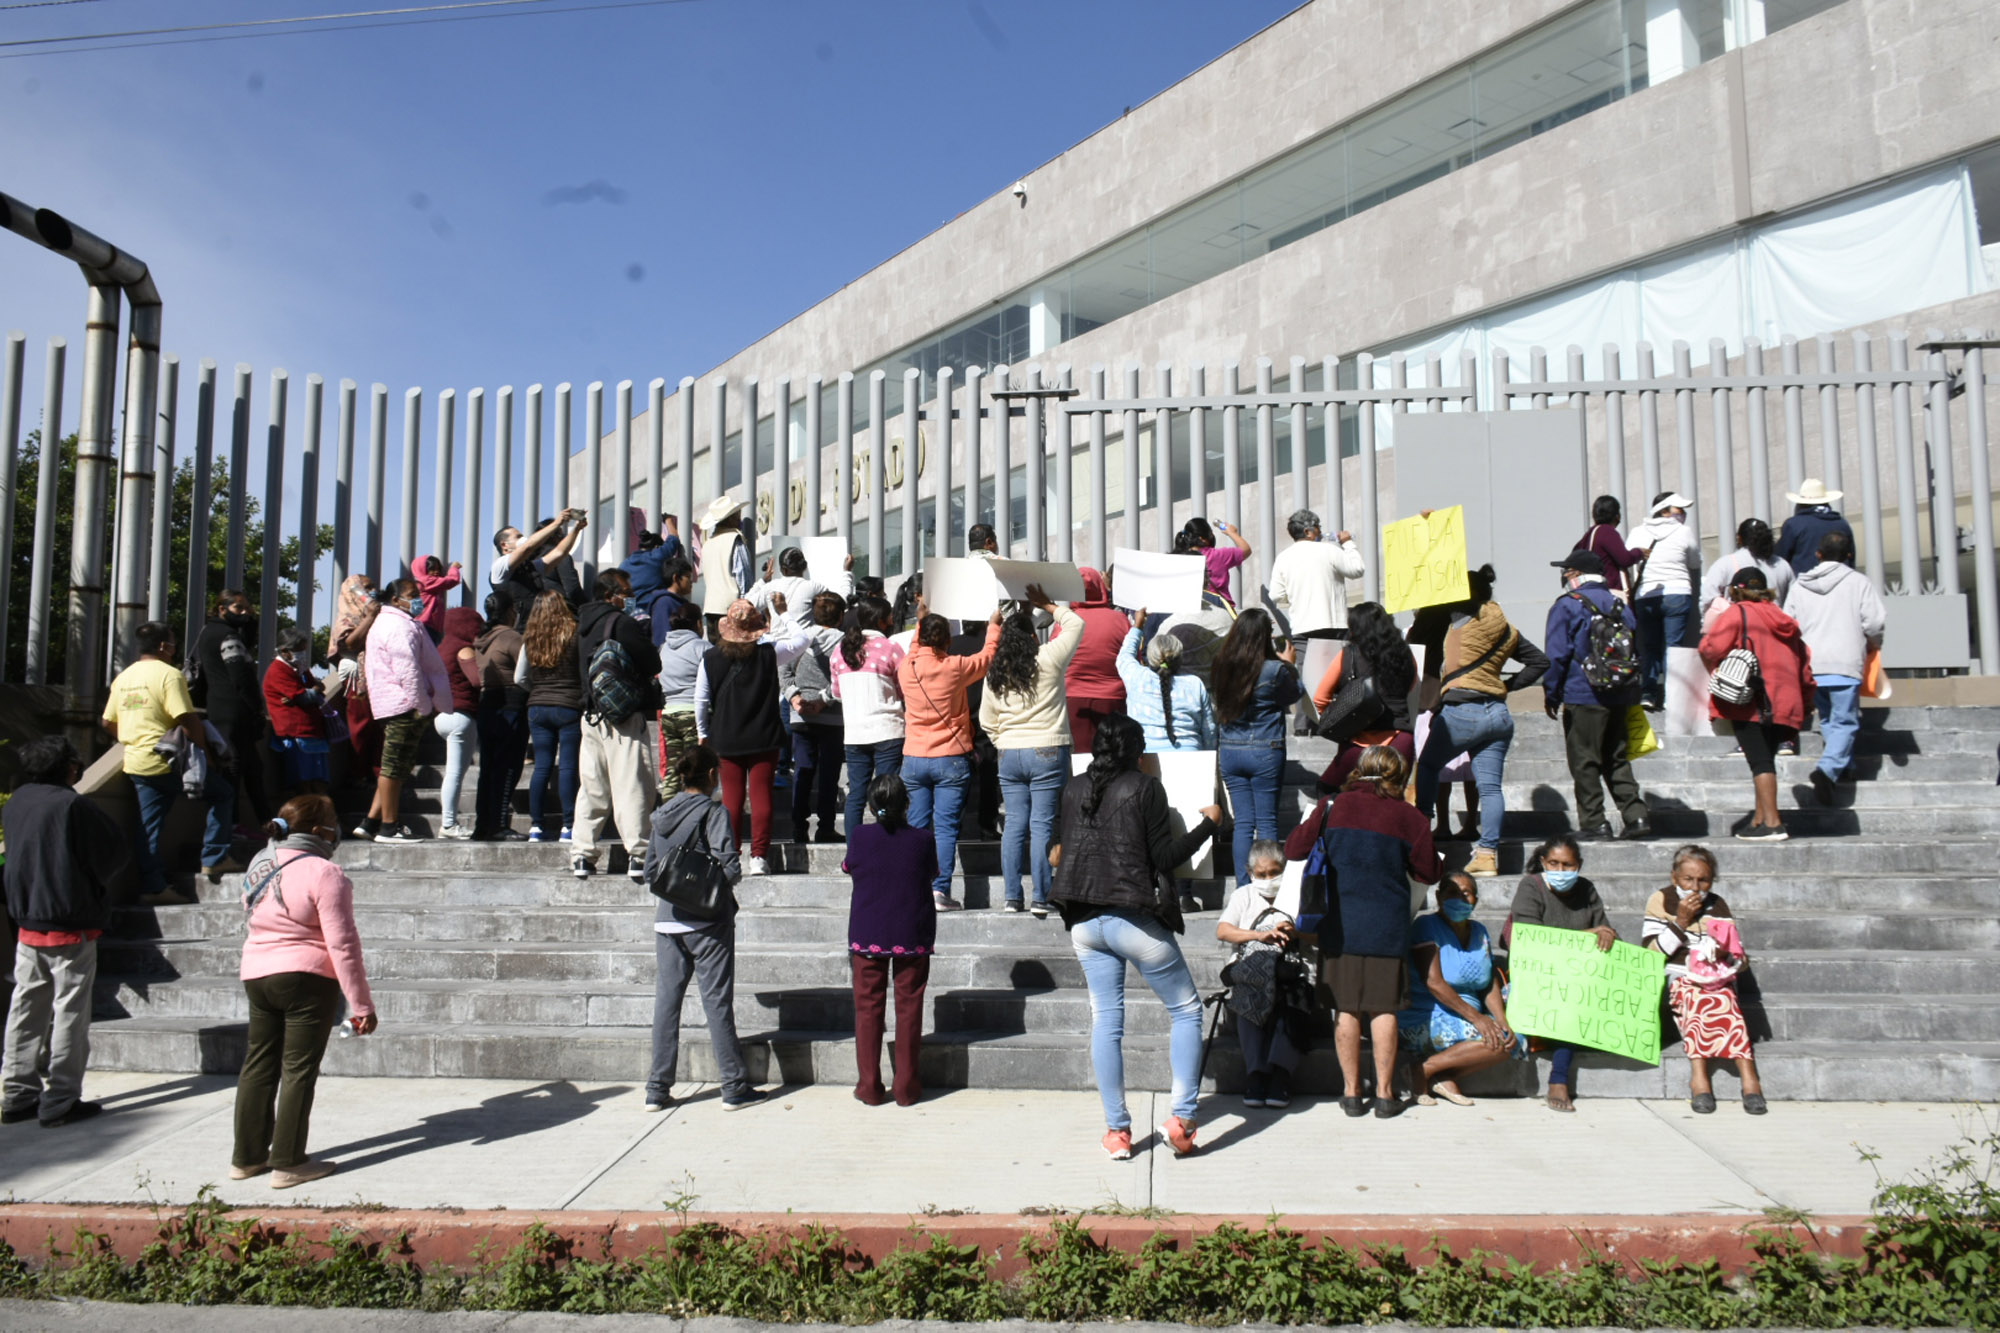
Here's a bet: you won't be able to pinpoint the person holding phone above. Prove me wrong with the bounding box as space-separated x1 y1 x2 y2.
232 794 375 1190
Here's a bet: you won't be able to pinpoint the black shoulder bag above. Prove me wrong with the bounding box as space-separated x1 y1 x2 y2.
648 807 734 920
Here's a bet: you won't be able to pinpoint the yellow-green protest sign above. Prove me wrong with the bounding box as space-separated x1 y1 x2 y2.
1506 923 1666 1065
1380 506 1470 613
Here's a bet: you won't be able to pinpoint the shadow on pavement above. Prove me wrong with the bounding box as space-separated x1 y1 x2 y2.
312 1079 626 1173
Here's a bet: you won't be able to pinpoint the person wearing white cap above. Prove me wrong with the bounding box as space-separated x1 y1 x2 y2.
1776 479 1855 578
1628 491 1702 711
697 496 755 637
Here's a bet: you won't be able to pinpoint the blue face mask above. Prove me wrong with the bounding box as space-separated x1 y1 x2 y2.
1542 870 1581 893
407 597 424 616
1440 899 1476 923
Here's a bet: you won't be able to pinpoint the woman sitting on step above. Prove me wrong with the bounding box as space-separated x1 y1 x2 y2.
1397 871 1525 1107
1643 843 1767 1115
232 794 375 1191
1504 834 1617 1112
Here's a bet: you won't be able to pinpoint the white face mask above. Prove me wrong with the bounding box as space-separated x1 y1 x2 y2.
1250 875 1283 899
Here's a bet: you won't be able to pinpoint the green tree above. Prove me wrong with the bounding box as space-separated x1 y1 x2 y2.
5 432 333 684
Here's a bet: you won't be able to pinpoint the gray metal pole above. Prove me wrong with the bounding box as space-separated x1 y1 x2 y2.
1924 331 1961 597
1290 354 1309 518
333 378 355 591
258 370 287 671
296 373 321 633
1221 364 1242 585
496 385 514 543
1568 346 1591 514
1154 363 1173 552
739 377 757 564
110 290 163 678
1852 335 1889 592
804 374 824 538
773 376 790 538
1672 342 1699 528
1189 365 1208 531
1707 340 1735 552
1055 364 1074 563
1025 364 1045 560
1088 367 1108 572
1745 341 1772 524
148 354 179 624
0 331 22 670
868 370 886 575
964 366 983 543
226 363 251 590
710 376 728 501
366 385 387 581
67 282 121 714
432 389 455 579
1320 357 1339 532
464 387 485 604
1635 344 1661 503
181 358 211 657
1120 365 1141 553
1356 354 1380 605
613 378 633 564
1889 334 1923 592
1781 337 1807 495
992 366 1011 555
1602 345 1627 518
676 377 695 540
902 367 921 569
836 372 854 553
583 381 603 584
399 388 421 576
932 368 952 556
553 382 572 516
1960 344 1998 673
25 337 66 685
1816 334 1844 498
1256 357 1277 603
525 384 544 530
646 378 665 534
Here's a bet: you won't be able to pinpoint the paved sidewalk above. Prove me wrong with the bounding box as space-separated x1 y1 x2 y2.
0 1072 1982 1217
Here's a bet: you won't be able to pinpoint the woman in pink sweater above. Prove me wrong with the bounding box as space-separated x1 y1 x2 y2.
232 794 375 1190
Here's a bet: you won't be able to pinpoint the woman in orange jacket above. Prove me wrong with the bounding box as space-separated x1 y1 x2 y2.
895 599 1004 911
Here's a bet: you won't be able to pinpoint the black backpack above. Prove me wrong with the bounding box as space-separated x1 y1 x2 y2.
1571 594 1640 694
585 635 646 725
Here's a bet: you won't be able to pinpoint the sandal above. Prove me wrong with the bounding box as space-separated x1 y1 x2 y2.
1546 1086 1576 1113
1434 1085 1475 1107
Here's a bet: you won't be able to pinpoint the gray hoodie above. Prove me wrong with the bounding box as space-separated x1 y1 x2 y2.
646 791 741 930
1782 560 1887 680
657 628 709 711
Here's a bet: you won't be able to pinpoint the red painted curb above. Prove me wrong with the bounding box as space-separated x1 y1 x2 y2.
0 1206 1871 1276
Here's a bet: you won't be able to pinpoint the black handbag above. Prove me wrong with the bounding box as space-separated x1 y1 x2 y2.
648 810 734 921
1314 663 1389 743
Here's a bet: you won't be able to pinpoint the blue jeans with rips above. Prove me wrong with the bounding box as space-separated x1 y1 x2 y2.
998 744 1069 907
902 752 971 897
1070 909 1203 1127
1415 697 1515 851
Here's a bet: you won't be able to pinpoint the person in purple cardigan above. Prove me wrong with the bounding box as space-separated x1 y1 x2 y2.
1576 496 1647 596
842 774 938 1106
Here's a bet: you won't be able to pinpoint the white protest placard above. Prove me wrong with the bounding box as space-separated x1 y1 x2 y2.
988 558 1086 605
1068 749 1218 879
799 536 848 587
1109 548 1205 614
1664 646 1716 738
923 557 1003 619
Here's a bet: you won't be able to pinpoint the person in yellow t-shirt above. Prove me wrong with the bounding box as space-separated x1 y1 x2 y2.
100 621 238 897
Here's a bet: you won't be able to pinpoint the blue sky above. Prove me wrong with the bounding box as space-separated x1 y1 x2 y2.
3 0 1299 594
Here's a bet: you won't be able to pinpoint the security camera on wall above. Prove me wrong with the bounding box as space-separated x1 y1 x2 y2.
1011 181 1027 206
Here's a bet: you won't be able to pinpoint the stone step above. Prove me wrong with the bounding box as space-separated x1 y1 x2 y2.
93 971 2000 1046
81 1014 2000 1102
117 900 2000 954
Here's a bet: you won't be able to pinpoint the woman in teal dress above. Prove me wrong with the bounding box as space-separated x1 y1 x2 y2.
1399 870 1524 1106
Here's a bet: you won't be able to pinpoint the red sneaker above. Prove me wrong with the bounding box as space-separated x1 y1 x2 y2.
1101 1127 1133 1160
1159 1115 1198 1157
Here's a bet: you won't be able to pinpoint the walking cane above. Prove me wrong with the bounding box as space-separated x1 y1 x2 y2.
1195 988 1231 1088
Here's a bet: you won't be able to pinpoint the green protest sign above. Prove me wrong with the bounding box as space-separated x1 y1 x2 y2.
1506 923 1666 1065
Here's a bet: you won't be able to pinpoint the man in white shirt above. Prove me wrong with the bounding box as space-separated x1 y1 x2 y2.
1268 509 1366 642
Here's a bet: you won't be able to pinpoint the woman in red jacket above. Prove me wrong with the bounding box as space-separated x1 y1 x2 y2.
1058 567 1130 753
1698 568 1815 842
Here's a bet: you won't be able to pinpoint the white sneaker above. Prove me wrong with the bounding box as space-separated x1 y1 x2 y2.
627 861 647 884
745 856 769 877
571 855 593 879
441 824 473 841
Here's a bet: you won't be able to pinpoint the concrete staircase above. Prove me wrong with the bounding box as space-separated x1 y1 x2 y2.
87 706 2000 1101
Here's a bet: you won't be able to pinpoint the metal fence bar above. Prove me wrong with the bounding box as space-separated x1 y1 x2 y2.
1124 365 1143 553
1088 367 1108 571
836 372 854 553
773 376 790 539
1567 346 1590 507
333 379 355 590
1154 363 1174 553
1673 342 1699 518
1290 354 1308 515
432 388 455 582
0 332 21 667
496 385 515 544
645 379 664 535
368 384 389 586
613 379 633 567
465 387 485 606
1636 343 1661 503
259 370 287 669
676 377 695 542
1852 335 1888 591
1961 343 1997 673
1458 349 1478 413
739 376 757 566
902 366 921 570
147 355 178 625
1424 352 1444 414
226 363 252 589
1056 364 1074 564
1322 356 1341 532
553 382 572 518
1530 347 1550 411
579 382 599 583
28 338 68 682
1924 331 1961 598
1781 337 1807 495
1255 356 1276 596
1188 365 1207 531
1602 345 1626 516
1888 334 1922 592
1816 334 1844 498
525 384 544 531
1356 352 1379 605
1221 363 1242 601
1744 341 1771 524
708 376 727 509
1707 340 1735 549
932 368 953 557
296 373 320 631
1027 364 1046 561
803 374 823 538
868 369 886 574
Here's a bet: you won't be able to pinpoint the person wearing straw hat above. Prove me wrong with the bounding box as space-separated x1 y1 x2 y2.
1628 491 1702 712
1776 479 1855 578
698 495 754 641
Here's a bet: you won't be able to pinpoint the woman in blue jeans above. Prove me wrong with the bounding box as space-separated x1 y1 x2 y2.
1412 565 1548 877
979 587 1084 916
830 594 906 838
516 590 584 840
1209 608 1303 885
1050 715 1222 1159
